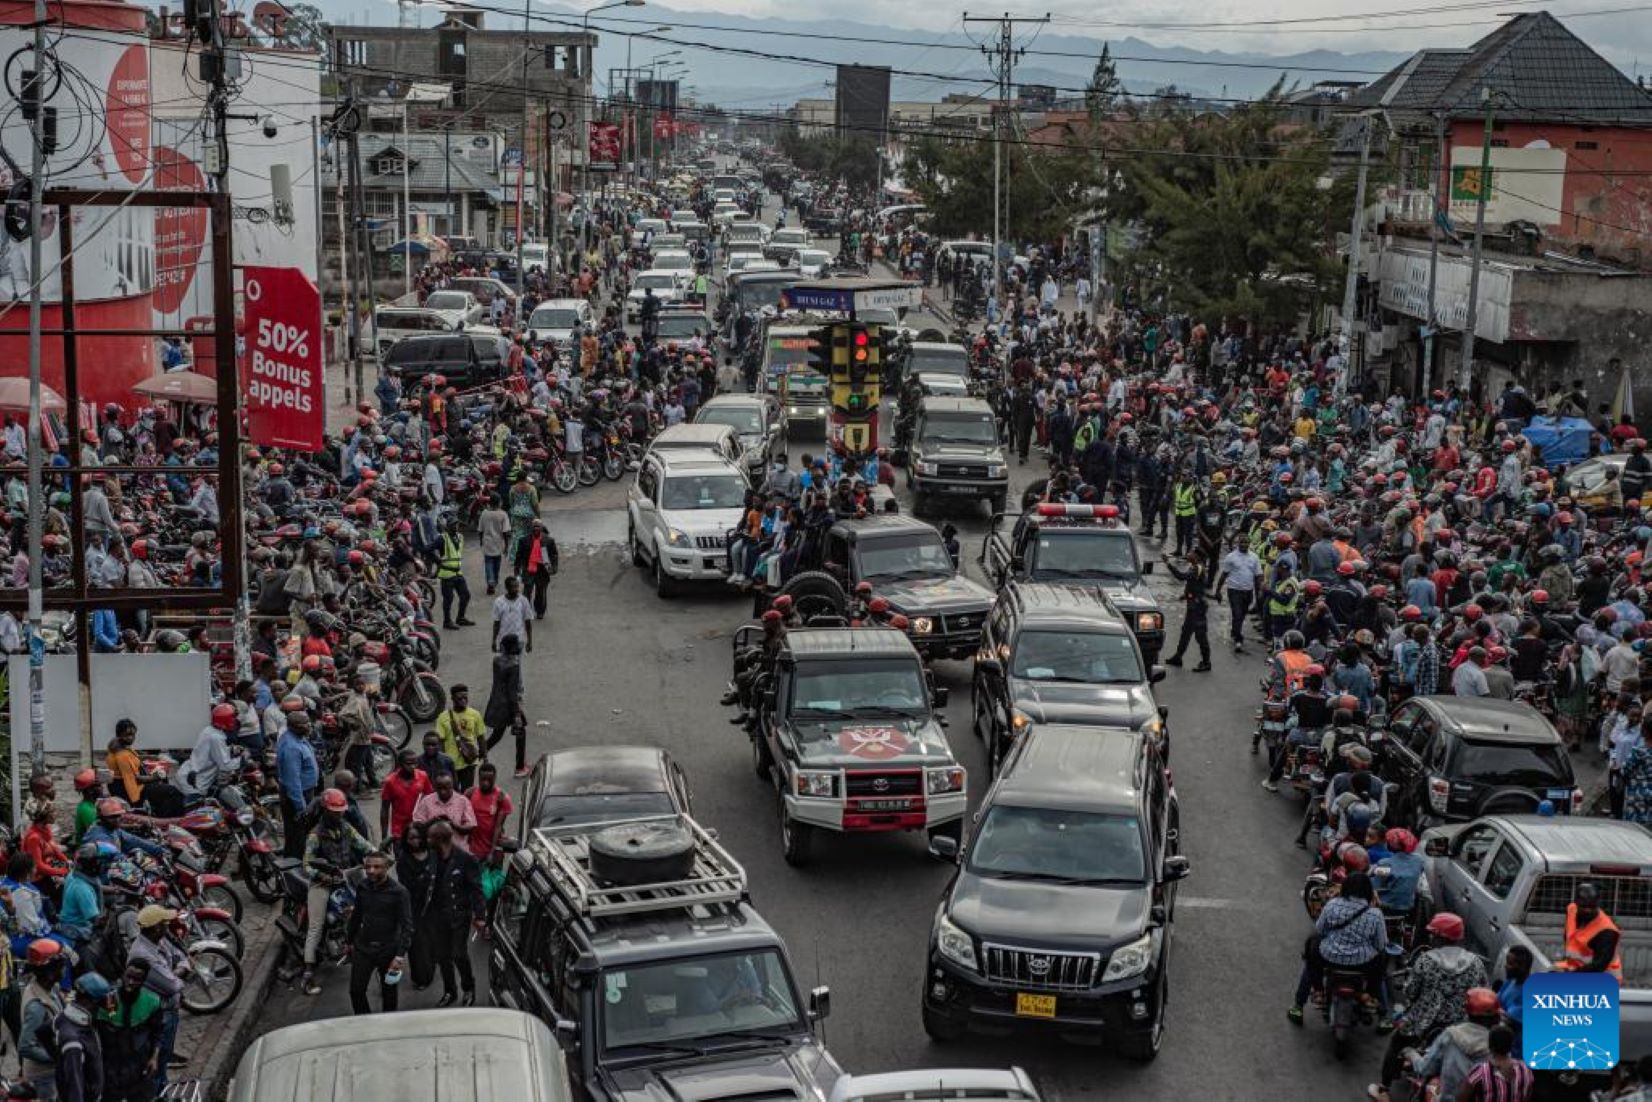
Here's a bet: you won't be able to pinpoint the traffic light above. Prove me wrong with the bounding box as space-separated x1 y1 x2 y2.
805 324 835 379
847 323 870 386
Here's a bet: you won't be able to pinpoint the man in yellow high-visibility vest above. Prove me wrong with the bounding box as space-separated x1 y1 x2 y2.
438 516 474 630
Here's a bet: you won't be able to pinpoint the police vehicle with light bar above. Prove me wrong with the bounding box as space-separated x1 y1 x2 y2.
981 503 1165 663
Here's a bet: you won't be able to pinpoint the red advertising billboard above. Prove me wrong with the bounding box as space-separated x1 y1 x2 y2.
653 114 675 139
241 266 324 452
589 121 621 170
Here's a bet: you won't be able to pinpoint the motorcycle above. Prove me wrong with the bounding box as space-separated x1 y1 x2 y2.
83 904 243 1015
273 859 360 975
370 638 446 724
216 784 285 905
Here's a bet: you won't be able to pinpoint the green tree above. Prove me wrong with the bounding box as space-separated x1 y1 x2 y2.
1085 42 1121 124
279 3 328 53
901 133 1090 245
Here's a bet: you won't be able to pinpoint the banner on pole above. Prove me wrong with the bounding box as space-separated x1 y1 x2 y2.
589 121 621 170
241 265 324 452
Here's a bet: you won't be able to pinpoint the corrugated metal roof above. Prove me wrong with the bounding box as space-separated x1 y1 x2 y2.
1345 12 1652 129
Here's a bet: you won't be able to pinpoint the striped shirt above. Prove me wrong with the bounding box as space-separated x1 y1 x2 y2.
1462 1058 1534 1102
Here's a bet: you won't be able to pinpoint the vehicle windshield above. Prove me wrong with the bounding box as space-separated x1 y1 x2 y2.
530 308 580 330
1011 630 1143 684
727 255 760 271
637 220 666 235
855 534 955 581
790 658 928 717
424 292 470 310
911 350 969 377
661 474 747 510
733 279 796 311
920 414 998 447
600 950 803 1057
775 230 809 245
637 275 678 291
969 806 1147 884
534 790 675 828
1032 531 1139 579
656 315 706 339
798 250 831 268
1454 740 1571 788
698 405 761 434
654 253 693 270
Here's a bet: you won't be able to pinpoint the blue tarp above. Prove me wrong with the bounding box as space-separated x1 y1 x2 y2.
1520 416 1594 465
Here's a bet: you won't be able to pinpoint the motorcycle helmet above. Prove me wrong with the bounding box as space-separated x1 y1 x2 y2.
1463 604 1484 622
321 788 348 813
1426 912 1466 942
771 595 794 613
95 797 128 820
1272 531 1293 548
25 939 62 967
301 654 323 674
1530 589 1549 606
211 703 239 733
267 462 285 477
74 974 114 1001
1304 580 1324 597
867 597 890 615
1384 828 1418 854
73 767 98 791
1465 988 1501 1018
1338 843 1370 872
888 614 910 631
1399 604 1422 621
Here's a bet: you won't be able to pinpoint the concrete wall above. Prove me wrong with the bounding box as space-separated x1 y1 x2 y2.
1504 269 1652 415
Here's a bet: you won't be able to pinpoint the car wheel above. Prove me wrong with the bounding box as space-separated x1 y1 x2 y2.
989 494 1007 515
750 731 771 781
1114 969 1167 1062
628 518 649 567
654 551 676 598
778 790 812 866
922 1002 965 1043
971 686 989 743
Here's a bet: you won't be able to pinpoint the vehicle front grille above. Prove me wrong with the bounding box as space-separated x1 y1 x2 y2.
845 770 923 797
939 464 989 479
695 535 725 551
980 943 1099 991
941 611 986 636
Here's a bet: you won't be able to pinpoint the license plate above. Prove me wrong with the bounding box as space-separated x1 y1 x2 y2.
858 798 912 811
1262 721 1285 732
941 485 978 495
703 556 727 570
1547 788 1572 801
1015 993 1057 1019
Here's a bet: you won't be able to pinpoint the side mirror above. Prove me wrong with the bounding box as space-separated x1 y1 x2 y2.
932 686 950 709
1163 855 1191 882
1141 561 1156 575
808 985 832 1021
1424 836 1449 858
976 657 1002 678
1150 665 1167 685
928 834 960 862
1149 903 1168 926
1368 714 1389 730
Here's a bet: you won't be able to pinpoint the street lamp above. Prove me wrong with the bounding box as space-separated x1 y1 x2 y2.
577 0 643 251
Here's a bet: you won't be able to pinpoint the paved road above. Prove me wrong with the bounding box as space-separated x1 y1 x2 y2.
247 236 1381 1098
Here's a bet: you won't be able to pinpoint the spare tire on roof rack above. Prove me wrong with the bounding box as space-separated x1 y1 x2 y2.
588 818 697 886
777 570 849 623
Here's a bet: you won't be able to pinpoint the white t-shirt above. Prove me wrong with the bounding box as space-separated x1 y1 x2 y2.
493 593 534 644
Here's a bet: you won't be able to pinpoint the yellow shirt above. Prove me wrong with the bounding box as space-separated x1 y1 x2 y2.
435 707 486 766
107 746 143 803
1294 417 1316 440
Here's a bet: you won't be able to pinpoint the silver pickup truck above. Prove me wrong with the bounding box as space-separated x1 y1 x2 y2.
1420 815 1652 1069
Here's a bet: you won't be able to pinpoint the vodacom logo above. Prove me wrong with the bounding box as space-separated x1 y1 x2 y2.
245 278 263 302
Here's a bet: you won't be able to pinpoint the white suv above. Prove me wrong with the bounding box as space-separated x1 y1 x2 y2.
626 451 750 597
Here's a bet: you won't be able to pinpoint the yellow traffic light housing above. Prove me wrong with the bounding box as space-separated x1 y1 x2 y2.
829 321 882 455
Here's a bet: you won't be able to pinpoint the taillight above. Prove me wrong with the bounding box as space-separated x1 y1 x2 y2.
1572 788 1584 815
1428 776 1451 814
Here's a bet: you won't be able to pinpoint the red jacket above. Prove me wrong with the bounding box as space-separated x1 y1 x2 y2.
21 823 69 880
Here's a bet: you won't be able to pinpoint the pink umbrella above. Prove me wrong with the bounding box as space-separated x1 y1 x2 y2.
131 371 218 405
0 377 66 413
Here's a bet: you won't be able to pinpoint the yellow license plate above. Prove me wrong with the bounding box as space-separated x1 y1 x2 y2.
1015 993 1057 1019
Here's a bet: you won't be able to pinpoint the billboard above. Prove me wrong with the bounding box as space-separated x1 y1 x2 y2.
635 79 679 113
589 121 621 170
835 65 891 138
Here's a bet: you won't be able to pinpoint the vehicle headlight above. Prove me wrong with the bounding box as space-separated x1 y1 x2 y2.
987 464 1006 479
911 616 934 635
1136 612 1164 633
935 912 978 971
927 766 965 795
916 460 938 476
1010 709 1033 733
788 406 799 415
794 770 837 798
665 527 691 548
1102 931 1156 983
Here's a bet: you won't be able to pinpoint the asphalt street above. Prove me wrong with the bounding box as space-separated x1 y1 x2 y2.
249 264 1381 1099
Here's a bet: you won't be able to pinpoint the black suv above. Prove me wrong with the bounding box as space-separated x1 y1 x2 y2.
1376 695 1582 830
923 723 1187 1061
905 397 1008 515
971 583 1167 773
489 815 843 1100
381 332 505 389
981 504 1165 662
818 514 995 660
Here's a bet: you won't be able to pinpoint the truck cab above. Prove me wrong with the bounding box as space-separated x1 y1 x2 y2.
903 397 1009 516
739 626 967 866
981 504 1165 663
821 515 996 660
757 319 830 435
489 816 843 1102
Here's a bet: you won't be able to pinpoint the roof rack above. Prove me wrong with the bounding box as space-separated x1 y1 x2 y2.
530 815 748 919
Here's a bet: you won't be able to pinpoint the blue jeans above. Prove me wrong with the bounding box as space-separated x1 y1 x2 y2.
154 1004 180 1090
484 555 502 589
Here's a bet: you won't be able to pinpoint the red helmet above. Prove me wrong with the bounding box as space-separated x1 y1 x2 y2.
761 609 783 623
1369 584 1389 599
321 788 349 812
130 539 149 560
771 595 794 612
1465 988 1501 1018
1304 580 1324 596
1556 511 1574 526
1305 497 1323 511
1336 561 1356 576
867 597 890 614
211 702 239 733
96 797 127 818
301 655 323 674
1434 528 1455 543
267 462 285 477
1384 828 1418 854
26 939 63 967
1399 604 1422 621
1332 694 1359 713
347 550 365 566
888 614 910 631
1272 531 1293 547
1339 844 1370 872
1501 439 1517 452
1426 912 1466 942
73 767 98 791
1303 664 1325 677
1530 589 1549 605
854 581 873 596
1463 604 1484 622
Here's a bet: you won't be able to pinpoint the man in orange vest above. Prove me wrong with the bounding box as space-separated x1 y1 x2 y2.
1558 882 1622 981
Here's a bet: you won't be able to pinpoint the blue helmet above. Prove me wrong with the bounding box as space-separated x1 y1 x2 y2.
74 973 113 1000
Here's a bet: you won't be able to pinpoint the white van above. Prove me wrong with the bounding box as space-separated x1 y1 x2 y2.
520 242 551 273
229 1008 573 1102
526 298 593 349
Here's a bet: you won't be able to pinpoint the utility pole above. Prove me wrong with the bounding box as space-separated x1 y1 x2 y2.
23 0 47 776
347 113 372 406
1460 86 1499 395
516 0 530 296
965 11 1048 305
1336 113 1373 399
1422 111 1444 398
402 102 411 297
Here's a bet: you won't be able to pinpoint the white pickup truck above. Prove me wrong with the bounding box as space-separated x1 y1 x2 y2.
1421 815 1652 1075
